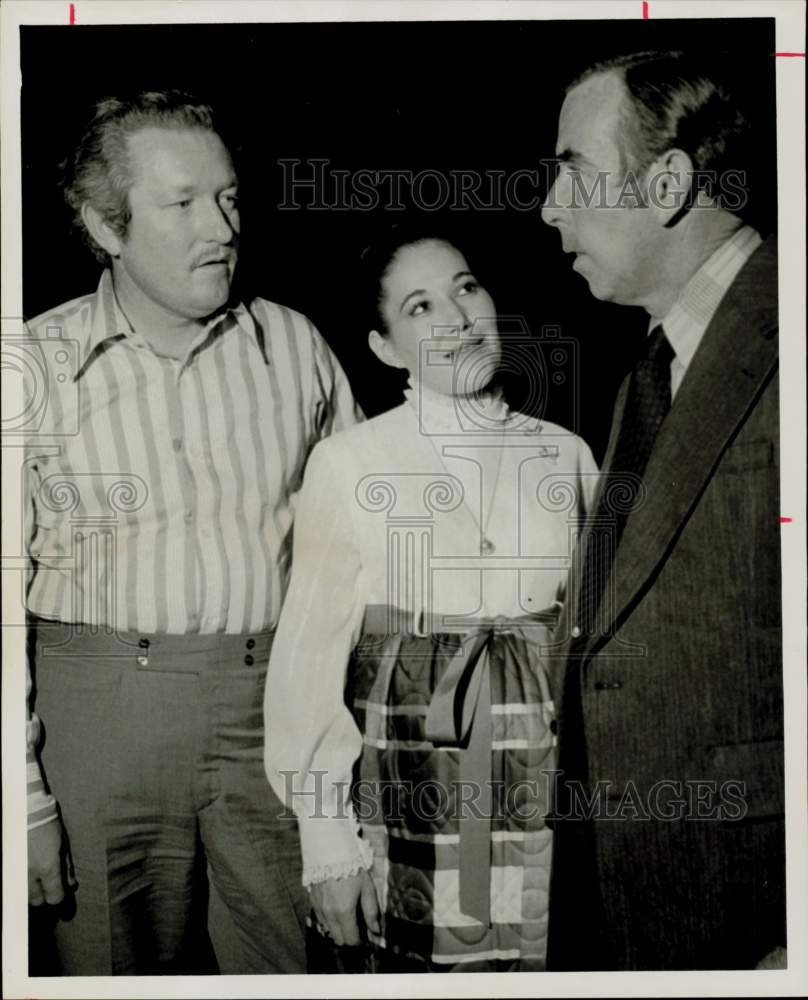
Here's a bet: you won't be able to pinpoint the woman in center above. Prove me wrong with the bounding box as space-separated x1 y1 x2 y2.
265 227 598 972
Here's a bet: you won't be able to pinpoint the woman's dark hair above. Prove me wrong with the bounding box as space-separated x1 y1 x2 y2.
61 90 227 263
358 222 470 336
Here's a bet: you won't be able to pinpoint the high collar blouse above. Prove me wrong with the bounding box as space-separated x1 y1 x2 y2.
265 394 599 885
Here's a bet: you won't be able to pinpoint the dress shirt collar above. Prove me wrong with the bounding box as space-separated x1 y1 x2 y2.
76 269 258 379
652 224 762 371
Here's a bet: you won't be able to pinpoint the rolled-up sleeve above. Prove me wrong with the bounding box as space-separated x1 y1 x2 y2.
27 661 58 831
25 451 58 831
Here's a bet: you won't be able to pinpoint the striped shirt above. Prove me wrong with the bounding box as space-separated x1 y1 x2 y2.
24 270 360 635
658 224 762 398
24 270 359 826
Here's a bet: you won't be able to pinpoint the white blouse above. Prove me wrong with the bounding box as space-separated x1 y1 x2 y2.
264 385 599 885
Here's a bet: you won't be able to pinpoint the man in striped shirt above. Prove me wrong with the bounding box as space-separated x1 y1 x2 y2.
25 90 359 974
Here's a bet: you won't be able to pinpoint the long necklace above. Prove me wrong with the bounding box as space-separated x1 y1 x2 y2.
428 430 506 556
405 381 509 555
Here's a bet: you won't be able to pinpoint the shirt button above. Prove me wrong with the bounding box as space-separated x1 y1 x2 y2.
571 626 582 638
246 638 255 650
173 438 183 452
184 508 193 523
244 654 254 666
136 655 149 667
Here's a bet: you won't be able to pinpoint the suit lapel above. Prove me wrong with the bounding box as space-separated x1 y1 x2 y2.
584 237 779 655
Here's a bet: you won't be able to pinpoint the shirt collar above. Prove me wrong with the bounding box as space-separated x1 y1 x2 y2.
654 225 762 370
76 269 259 379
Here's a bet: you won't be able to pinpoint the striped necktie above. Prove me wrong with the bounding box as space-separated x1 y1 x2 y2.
576 324 675 640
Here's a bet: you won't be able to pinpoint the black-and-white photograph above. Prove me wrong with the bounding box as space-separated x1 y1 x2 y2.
2 1 806 996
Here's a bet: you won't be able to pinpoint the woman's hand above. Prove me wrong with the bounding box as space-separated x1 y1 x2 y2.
309 870 381 946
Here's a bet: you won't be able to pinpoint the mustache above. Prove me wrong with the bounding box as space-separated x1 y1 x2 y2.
192 249 237 268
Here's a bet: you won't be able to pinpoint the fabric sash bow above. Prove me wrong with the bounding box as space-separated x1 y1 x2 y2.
361 606 559 926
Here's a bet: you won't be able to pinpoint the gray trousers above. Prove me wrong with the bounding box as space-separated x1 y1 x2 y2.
32 621 308 975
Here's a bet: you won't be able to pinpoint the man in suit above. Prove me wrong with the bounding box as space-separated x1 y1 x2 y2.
541 52 784 970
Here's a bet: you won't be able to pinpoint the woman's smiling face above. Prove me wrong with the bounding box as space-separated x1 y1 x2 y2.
372 239 501 396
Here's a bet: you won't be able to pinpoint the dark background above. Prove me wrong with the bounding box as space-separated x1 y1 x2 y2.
20 18 776 462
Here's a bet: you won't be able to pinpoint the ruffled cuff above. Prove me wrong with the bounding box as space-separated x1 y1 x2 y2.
298 807 374 888
302 850 374 888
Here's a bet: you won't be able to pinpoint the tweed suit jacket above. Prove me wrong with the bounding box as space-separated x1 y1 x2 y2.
546 237 784 971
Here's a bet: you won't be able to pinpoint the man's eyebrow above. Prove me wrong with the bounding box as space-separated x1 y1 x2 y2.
556 149 579 163
165 178 239 195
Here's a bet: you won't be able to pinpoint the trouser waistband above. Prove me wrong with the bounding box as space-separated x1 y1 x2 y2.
30 616 274 671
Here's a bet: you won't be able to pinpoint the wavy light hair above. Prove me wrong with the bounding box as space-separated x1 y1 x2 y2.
61 90 223 262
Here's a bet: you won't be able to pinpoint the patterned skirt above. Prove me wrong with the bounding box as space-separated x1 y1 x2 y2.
345 605 558 972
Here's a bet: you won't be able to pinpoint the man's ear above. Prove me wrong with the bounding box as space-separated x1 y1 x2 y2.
368 329 404 369
646 148 695 227
81 203 124 258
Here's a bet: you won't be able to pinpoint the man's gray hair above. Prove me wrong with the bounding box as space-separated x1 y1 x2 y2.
571 51 749 193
